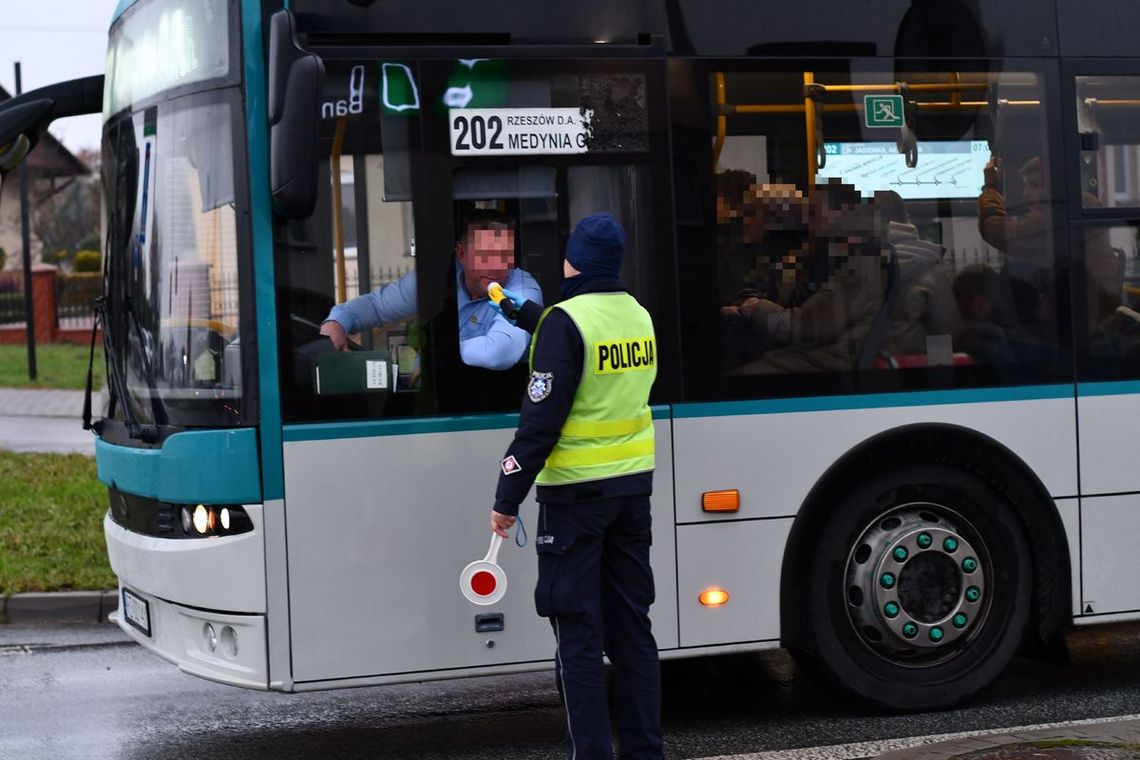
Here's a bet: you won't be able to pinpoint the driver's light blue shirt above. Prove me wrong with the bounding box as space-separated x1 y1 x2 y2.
325 265 543 370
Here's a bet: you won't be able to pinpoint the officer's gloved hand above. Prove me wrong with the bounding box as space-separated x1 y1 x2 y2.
489 286 528 325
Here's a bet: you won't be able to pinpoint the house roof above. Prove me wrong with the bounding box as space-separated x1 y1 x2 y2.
0 85 92 178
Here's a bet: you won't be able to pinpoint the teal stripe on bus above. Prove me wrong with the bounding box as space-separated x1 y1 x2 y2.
284 406 672 442
282 388 1078 442
112 0 137 23
243 0 286 501
672 384 1075 418
95 429 261 503
1076 380 1140 397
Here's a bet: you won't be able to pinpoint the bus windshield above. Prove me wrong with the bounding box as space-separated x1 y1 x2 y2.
101 0 244 433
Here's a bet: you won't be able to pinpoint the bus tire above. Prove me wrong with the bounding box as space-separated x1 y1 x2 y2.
801 463 1032 711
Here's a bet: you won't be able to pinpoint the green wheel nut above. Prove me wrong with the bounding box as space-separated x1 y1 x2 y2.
929 626 945 642
893 547 909 562
943 537 959 553
917 532 932 548
884 602 900 618
965 586 981 602
880 572 896 589
902 623 918 638
953 613 968 628
962 557 978 573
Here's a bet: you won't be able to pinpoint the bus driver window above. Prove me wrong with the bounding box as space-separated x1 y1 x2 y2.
320 208 543 372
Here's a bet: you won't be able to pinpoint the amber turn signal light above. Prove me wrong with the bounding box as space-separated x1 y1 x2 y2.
699 587 730 606
702 490 740 513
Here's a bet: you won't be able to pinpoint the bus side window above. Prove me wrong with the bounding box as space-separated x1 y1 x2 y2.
701 66 1064 403
1074 76 1140 381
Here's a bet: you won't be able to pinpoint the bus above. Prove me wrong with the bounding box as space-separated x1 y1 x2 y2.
2 0 1139 713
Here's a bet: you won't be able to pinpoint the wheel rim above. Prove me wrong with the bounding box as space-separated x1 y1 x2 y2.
844 503 990 667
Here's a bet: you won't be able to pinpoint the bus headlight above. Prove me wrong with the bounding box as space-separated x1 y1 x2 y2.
192 504 210 534
107 488 254 540
176 504 253 538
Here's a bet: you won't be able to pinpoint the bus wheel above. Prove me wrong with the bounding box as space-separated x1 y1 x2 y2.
805 464 1032 711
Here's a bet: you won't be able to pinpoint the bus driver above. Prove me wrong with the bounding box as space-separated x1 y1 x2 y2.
320 209 544 370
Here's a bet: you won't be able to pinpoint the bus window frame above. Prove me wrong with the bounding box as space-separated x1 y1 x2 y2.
414 55 680 413
275 52 680 422
98 82 259 445
1060 59 1140 218
672 55 1073 403
1061 60 1140 382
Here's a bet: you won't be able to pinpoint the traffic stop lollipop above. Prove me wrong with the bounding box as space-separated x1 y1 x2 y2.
460 533 508 605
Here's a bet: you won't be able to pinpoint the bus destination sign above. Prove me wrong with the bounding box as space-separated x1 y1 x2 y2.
449 108 593 156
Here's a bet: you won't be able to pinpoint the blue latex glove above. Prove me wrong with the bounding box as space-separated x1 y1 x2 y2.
489 285 527 324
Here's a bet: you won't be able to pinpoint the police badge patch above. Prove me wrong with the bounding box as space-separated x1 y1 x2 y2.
527 371 554 403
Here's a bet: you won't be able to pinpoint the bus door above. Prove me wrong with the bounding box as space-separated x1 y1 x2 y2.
275 53 679 686
1063 63 1140 618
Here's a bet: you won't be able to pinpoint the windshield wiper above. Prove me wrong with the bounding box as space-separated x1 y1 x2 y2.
83 210 159 442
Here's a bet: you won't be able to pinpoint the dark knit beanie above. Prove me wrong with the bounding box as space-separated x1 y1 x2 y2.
565 212 626 278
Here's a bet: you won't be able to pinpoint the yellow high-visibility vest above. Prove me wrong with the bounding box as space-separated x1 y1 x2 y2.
532 292 657 486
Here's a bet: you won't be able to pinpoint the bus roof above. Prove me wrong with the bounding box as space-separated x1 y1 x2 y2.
108 0 1140 59
288 0 1130 59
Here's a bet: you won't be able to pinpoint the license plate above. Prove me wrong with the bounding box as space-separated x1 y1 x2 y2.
121 587 151 637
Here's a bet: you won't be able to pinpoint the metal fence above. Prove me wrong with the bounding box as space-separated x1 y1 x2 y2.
56 272 101 330
0 271 25 326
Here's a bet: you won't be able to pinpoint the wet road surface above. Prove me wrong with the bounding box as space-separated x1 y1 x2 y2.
4 621 1140 759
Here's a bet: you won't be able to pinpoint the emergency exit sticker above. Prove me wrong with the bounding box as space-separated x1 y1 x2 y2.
449 108 593 156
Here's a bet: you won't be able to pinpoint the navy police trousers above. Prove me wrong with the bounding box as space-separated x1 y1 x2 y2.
535 494 663 759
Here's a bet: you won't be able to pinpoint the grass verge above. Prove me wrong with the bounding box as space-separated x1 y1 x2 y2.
0 343 104 390
0 451 114 594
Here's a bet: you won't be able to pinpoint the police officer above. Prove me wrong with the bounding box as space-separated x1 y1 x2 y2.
489 212 662 760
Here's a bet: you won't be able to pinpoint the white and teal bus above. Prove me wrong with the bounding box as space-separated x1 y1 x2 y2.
3 0 1140 712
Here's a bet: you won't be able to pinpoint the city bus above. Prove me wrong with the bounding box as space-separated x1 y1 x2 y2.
2 0 1139 712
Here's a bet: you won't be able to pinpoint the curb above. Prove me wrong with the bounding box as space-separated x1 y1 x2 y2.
874 717 1140 759
1 591 118 625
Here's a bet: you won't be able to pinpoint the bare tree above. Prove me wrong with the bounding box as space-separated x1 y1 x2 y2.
32 151 101 270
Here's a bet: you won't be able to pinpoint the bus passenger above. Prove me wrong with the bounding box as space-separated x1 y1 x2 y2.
952 263 1015 364
319 209 544 370
729 180 888 374
489 212 663 760
874 189 962 356
977 155 1053 327
718 182 810 367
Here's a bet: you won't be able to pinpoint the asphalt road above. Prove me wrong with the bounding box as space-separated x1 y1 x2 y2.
4 621 1140 759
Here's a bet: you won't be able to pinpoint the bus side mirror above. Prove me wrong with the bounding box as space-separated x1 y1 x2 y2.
0 99 52 178
268 10 324 219
0 75 102 180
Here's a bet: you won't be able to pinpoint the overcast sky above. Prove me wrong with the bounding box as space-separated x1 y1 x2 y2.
0 1 122 155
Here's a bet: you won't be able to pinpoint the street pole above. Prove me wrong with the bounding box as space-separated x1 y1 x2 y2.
15 61 37 380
